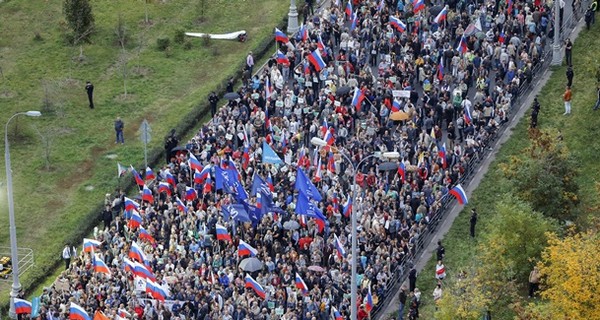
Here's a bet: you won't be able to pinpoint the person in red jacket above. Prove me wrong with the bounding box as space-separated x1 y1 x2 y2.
357 305 369 320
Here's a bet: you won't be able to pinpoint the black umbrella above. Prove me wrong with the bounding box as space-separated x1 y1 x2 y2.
379 161 399 171
429 5 443 16
171 146 189 152
223 92 240 100
336 86 351 96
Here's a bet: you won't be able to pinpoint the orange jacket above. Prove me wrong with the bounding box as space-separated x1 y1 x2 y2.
564 89 572 101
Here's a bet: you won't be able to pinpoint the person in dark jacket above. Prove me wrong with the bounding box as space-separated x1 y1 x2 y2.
408 267 417 292
470 208 478 238
398 285 408 320
566 66 574 87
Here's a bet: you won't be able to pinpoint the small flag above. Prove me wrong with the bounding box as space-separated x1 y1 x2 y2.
83 238 101 253
334 234 346 258
124 197 140 211
93 254 111 275
69 302 91 320
139 226 155 243
390 16 406 32
185 186 198 201
351 87 366 112
345 1 353 18
457 34 468 54
157 182 171 195
145 167 156 181
295 273 309 295
14 298 32 315
188 153 203 172
274 28 289 43
343 196 352 218
245 274 266 299
307 49 326 72
365 286 374 313
216 224 232 242
175 197 188 213
142 185 154 203
276 50 290 65
449 184 469 204
434 6 448 24
118 163 128 178
128 210 142 229
130 166 145 187
93 311 110 320
238 240 258 257
412 0 425 13
398 162 406 183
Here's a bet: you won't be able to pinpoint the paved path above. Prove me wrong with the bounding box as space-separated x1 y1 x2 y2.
378 10 587 320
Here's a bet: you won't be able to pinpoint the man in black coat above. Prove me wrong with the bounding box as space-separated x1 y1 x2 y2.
398 285 408 320
470 208 478 238
85 81 94 109
436 241 445 261
208 91 219 117
566 66 574 87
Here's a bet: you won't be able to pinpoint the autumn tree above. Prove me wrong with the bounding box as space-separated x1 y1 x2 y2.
435 265 491 320
501 129 579 220
517 230 600 319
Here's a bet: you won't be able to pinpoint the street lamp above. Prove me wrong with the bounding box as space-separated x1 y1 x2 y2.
551 0 562 66
311 137 399 320
6 111 41 318
287 0 300 35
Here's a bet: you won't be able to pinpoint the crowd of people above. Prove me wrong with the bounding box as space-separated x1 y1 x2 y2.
28 0 578 319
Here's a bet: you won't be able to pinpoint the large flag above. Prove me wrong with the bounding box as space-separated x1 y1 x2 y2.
245 274 266 299
351 87 366 112
14 298 32 315
130 166 145 187
129 241 148 264
93 254 111 275
274 28 289 43
83 238 101 253
215 224 232 242
389 16 406 32
188 153 203 171
222 204 251 222
69 302 91 320
146 279 167 302
262 141 284 165
307 49 326 72
412 0 425 13
124 197 140 211
117 163 128 178
296 193 327 232
449 184 468 204
251 174 273 200
238 240 258 257
139 226 155 243
295 168 323 201
434 6 448 24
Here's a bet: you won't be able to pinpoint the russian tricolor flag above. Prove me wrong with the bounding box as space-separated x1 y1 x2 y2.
350 11 358 31
124 197 140 212
299 24 308 42
324 128 335 146
437 58 444 81
122 257 136 273
216 224 231 242
197 165 211 183
391 100 401 112
507 0 513 15
146 279 167 302
345 1 353 19
412 0 425 13
398 162 406 182
449 184 468 205
457 34 468 54
130 166 145 187
175 197 188 213
129 241 147 264
142 185 154 203
434 6 448 24
185 187 198 201
245 274 266 299
295 273 309 295
238 240 258 257
438 143 447 169
327 152 336 173
157 182 171 195
276 50 290 65
133 261 156 281
334 234 346 258
145 167 156 181
365 286 374 313
274 28 289 43
188 153 203 171
165 171 176 187
128 210 142 229
351 87 365 112
83 238 101 253
343 197 352 218
93 254 111 275
390 16 406 32
498 31 505 44
307 49 326 72
317 35 327 55
266 174 274 192
265 77 273 100
14 298 32 315
69 302 91 320
139 226 155 243
464 104 473 125
332 306 343 320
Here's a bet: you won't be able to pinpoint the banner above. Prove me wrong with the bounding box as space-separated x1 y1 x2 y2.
262 141 284 165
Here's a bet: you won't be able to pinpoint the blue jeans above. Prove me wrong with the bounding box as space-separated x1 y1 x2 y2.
399 302 405 320
116 130 124 144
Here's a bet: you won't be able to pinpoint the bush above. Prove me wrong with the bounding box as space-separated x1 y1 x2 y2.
201 34 211 47
183 40 193 50
174 29 185 44
33 31 44 42
156 37 170 51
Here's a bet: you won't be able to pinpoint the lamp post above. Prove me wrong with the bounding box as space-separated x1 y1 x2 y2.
551 0 562 66
287 0 300 35
311 137 399 320
6 111 42 319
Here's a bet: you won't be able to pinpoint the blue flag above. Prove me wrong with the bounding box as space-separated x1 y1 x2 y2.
262 141 284 165
295 168 323 201
31 296 40 318
251 174 273 201
223 204 250 222
296 193 327 222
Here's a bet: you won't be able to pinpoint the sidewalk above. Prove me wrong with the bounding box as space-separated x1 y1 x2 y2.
378 15 588 320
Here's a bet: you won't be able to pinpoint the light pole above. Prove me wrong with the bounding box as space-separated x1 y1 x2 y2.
287 0 300 35
5 111 42 318
551 0 562 66
311 137 399 320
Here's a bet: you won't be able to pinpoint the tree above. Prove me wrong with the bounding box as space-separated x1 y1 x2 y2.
435 265 491 320
500 129 579 220
63 0 95 44
518 231 600 319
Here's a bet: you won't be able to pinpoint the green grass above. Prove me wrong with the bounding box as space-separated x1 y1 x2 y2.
414 22 600 319
0 0 289 308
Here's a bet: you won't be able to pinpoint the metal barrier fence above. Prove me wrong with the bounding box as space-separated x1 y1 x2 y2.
371 5 587 318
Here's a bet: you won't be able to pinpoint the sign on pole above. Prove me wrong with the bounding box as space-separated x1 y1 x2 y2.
138 119 152 168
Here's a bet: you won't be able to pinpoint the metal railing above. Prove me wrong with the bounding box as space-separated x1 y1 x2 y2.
0 246 34 281
371 5 587 318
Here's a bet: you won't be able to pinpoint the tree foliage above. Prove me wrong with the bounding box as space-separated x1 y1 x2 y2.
435 266 491 320
63 0 95 43
500 129 579 220
521 231 600 319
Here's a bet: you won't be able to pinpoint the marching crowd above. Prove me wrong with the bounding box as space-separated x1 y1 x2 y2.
28 0 575 319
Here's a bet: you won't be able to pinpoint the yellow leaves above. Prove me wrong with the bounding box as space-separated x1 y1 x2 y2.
529 231 600 319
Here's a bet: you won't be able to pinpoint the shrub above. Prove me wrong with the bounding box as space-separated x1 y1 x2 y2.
156 37 170 51
174 29 185 44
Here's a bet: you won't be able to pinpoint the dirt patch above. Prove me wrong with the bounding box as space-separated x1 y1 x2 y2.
0 90 16 99
114 93 137 103
57 146 105 189
130 66 153 78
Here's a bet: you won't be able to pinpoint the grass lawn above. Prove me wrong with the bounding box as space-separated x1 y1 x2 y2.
0 0 289 307
415 22 600 319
